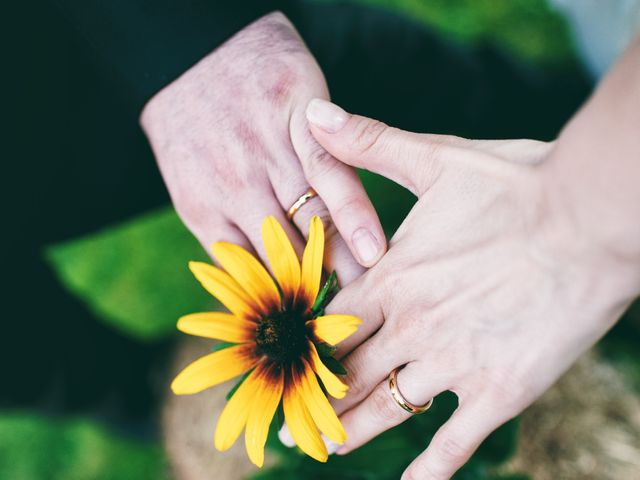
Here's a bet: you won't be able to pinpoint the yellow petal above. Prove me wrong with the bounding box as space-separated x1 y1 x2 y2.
307 314 362 346
189 261 258 319
245 366 284 467
308 342 348 399
211 242 280 314
298 216 324 307
214 364 264 451
283 370 328 463
171 344 256 395
298 360 346 444
177 312 255 342
262 216 300 301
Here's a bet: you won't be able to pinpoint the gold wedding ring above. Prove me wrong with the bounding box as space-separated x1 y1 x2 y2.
388 367 434 415
286 187 317 221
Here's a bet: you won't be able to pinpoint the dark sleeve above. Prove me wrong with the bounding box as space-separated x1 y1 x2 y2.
53 0 298 110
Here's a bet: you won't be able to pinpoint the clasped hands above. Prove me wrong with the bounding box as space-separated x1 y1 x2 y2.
141 13 639 480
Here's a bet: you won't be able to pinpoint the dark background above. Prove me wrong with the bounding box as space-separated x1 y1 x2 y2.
7 1 637 478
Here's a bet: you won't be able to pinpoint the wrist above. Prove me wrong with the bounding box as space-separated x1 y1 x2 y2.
542 146 640 312
540 39 640 301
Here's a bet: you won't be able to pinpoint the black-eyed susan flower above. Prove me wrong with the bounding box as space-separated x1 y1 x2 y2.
171 215 361 467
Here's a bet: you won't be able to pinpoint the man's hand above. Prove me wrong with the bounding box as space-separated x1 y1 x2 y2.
304 99 640 479
140 13 386 284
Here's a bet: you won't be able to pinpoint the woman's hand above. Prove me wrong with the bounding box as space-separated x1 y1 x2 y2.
140 13 386 285
305 98 640 479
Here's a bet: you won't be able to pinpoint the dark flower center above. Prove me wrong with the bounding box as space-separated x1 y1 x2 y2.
255 305 310 366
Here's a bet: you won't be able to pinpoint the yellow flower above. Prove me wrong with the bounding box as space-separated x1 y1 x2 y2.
171 215 361 467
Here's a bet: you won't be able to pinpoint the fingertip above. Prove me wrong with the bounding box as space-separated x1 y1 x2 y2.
306 98 349 134
278 423 296 448
321 434 342 455
351 227 386 268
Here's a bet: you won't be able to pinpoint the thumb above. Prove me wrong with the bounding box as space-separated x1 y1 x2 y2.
305 99 447 196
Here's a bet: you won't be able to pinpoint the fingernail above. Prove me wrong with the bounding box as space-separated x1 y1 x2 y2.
352 228 380 265
306 98 349 133
278 424 296 448
336 445 350 455
322 434 341 455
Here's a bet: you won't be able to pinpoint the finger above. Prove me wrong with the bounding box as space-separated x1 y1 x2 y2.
323 272 384 359
274 180 365 286
290 107 386 268
278 423 342 454
182 213 257 266
337 361 448 455
331 328 413 417
278 423 296 448
306 98 464 196
401 399 505 480
229 189 306 269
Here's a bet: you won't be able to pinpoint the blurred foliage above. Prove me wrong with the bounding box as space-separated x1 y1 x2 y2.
44 0 578 342
45 176 413 341
35 1 637 480
45 0 577 344
0 412 168 480
46 208 214 341
360 171 416 236
255 392 524 479
331 0 578 66
599 301 640 393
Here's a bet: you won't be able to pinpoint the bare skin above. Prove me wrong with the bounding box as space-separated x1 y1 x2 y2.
140 12 386 285
142 9 640 477
300 38 640 480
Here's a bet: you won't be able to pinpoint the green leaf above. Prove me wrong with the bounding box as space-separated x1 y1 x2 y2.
315 342 345 375
45 207 212 341
225 368 254 401
311 271 338 315
320 355 347 376
315 343 337 358
0 411 168 480
261 388 522 479
345 0 577 69
211 341 237 353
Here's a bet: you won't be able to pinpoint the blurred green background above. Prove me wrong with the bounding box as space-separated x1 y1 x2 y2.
7 1 639 479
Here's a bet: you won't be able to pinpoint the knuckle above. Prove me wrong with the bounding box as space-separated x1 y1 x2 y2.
332 194 368 220
435 435 471 465
370 385 402 423
297 197 333 227
343 356 368 400
377 268 406 312
303 144 340 181
421 138 446 163
415 141 448 189
174 196 210 232
379 310 424 358
404 463 443 480
322 214 343 246
378 266 399 296
393 310 424 342
489 370 531 402
349 118 389 157
419 134 463 164
474 370 533 420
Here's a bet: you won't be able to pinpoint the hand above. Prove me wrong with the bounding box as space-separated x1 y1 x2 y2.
140 13 386 284
304 99 640 479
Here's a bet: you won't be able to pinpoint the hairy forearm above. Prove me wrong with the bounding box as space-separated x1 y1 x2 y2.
547 36 640 291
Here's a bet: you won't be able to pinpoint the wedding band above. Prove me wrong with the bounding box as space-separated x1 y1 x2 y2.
286 187 317 221
388 367 434 415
